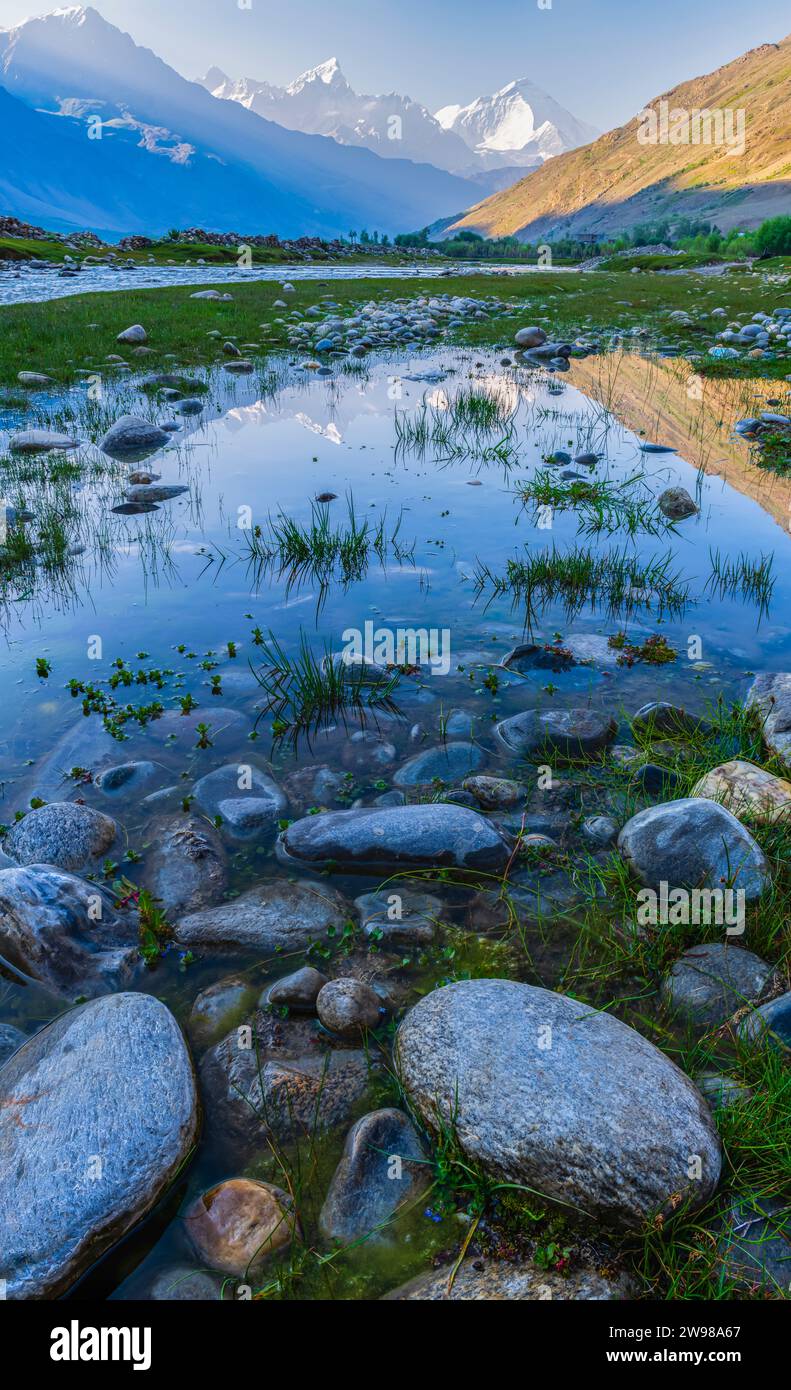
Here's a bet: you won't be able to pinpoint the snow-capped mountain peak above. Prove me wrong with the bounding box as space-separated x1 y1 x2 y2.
435 75 599 167
199 59 596 185
287 57 346 94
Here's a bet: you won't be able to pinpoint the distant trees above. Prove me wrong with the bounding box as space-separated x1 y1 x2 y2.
345 229 389 247
394 227 431 248
391 212 791 263
755 216 791 257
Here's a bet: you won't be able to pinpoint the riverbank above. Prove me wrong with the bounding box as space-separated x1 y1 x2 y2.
2 265 791 392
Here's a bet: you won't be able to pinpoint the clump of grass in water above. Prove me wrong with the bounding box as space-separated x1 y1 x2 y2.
395 387 519 464
252 629 402 749
473 542 691 633
706 548 775 614
518 469 672 538
244 494 414 603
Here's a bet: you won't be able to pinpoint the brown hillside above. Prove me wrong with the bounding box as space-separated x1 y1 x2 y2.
446 35 791 240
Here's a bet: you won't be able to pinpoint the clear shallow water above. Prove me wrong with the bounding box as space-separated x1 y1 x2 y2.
0 344 789 1299
0 259 558 306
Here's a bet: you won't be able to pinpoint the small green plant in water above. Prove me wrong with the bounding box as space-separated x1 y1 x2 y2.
608 632 678 667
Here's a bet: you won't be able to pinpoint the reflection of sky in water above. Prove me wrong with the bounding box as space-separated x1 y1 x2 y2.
1 346 790 793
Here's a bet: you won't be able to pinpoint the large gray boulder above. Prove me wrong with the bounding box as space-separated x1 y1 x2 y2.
175 879 349 953
0 865 137 996
661 943 778 1027
319 1108 429 1243
746 673 791 767
396 979 721 1229
495 707 617 761
0 993 198 1298
4 801 118 873
99 415 170 460
280 804 511 874
617 798 770 900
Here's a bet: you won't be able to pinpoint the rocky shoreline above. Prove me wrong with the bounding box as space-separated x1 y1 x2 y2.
1 670 789 1300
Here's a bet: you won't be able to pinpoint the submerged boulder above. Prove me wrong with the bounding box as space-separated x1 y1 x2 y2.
0 865 136 996
355 886 442 947
495 707 617 761
142 817 227 918
396 978 721 1229
184 1179 297 1278
280 804 511 874
319 1109 429 1243
200 1010 371 1158
175 879 348 954
187 976 258 1048
192 763 287 838
0 993 198 1298
392 742 483 787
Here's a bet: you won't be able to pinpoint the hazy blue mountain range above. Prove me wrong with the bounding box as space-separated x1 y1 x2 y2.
199 58 598 192
0 6 483 238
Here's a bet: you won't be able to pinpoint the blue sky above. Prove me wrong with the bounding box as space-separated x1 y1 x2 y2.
0 0 788 128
